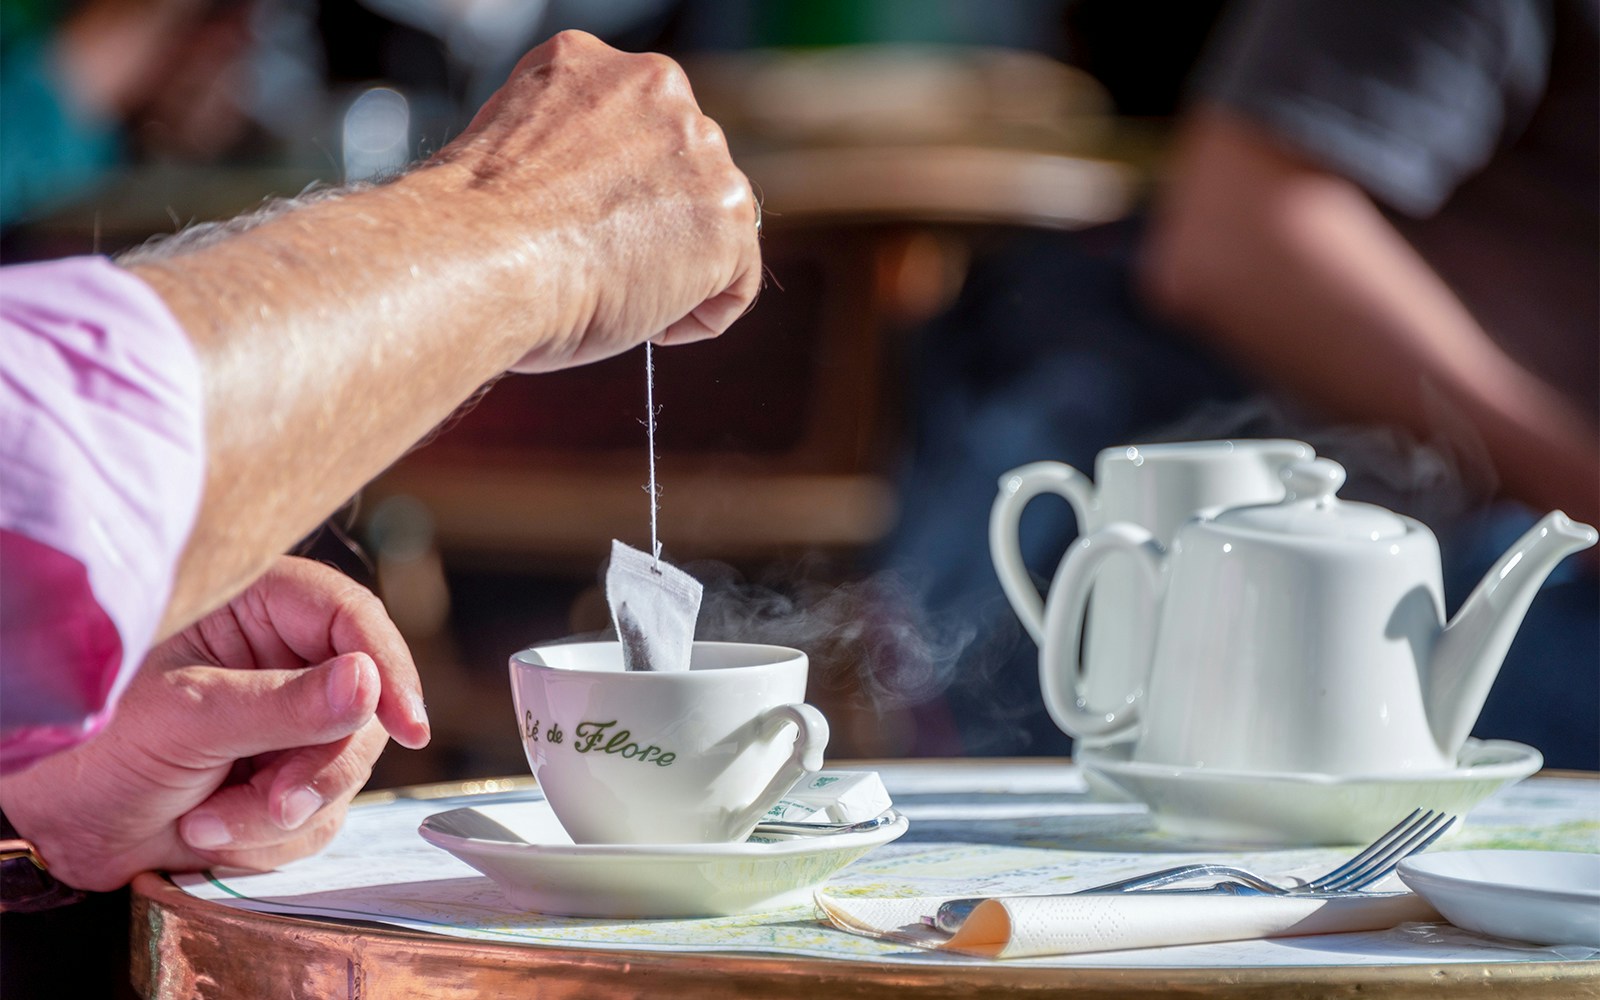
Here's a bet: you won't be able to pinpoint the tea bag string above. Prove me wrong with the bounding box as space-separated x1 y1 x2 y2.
645 341 662 572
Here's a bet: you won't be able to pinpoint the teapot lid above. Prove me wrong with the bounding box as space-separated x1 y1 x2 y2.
1213 458 1409 541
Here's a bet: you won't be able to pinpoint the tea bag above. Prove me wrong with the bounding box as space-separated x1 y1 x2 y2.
606 539 702 672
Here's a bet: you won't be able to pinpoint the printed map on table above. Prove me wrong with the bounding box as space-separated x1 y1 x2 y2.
174 764 1600 968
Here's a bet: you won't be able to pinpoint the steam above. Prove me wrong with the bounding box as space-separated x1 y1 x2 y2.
686 558 990 714
1149 394 1498 532
556 393 1500 755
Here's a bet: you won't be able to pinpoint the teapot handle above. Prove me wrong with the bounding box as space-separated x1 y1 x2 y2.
989 462 1098 644
1039 522 1164 742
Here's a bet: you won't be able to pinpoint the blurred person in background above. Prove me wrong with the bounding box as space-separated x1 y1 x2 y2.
1 26 759 995
1142 0 1598 767
1 0 685 234
1145 0 1597 531
870 0 1597 768
861 1 1248 758
0 0 257 226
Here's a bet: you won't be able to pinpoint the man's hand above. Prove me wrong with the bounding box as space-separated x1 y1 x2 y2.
0 557 428 892
423 29 764 371
129 31 763 635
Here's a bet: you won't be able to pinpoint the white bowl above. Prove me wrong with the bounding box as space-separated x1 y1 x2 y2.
1397 850 1600 948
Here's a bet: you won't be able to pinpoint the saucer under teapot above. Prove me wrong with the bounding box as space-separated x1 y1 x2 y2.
1076 738 1542 847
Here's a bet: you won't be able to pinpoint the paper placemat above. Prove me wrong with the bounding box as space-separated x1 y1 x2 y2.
172 765 1600 968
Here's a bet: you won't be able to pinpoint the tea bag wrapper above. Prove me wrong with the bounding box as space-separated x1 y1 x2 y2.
606 539 703 672
763 771 893 824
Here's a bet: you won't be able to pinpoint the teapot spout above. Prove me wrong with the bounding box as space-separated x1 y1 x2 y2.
1428 512 1597 757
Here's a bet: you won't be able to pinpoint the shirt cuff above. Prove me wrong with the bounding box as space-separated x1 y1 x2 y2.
0 255 205 768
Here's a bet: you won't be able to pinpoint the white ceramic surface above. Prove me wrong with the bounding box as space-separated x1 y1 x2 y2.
509 641 828 845
1078 738 1542 846
992 439 1311 742
418 799 908 918
1042 459 1596 774
1398 850 1600 948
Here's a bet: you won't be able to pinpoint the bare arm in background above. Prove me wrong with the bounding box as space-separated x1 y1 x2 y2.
1141 109 1599 527
129 30 761 640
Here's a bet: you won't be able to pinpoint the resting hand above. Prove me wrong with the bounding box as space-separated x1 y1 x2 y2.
0 557 428 892
426 30 763 372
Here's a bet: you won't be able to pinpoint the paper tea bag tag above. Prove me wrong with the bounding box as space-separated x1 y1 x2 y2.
605 539 703 672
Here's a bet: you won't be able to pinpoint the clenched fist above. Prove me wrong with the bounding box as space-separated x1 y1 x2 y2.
428 30 763 371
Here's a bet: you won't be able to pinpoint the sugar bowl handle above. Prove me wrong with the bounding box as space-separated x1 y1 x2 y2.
990 462 1099 643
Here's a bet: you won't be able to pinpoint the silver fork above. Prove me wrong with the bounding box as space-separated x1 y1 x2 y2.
928 808 1456 933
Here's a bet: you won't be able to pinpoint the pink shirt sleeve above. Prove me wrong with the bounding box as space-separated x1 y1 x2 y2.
0 256 204 772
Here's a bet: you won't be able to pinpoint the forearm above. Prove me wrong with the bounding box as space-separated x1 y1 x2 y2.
1142 111 1599 524
130 166 551 636
125 32 758 636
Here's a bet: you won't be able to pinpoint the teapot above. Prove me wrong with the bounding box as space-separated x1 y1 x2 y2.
1039 458 1597 774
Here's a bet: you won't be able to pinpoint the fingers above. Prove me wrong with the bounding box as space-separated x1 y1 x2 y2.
0 652 391 888
656 233 765 346
213 810 346 875
178 717 388 858
651 164 763 348
430 29 764 372
655 287 754 346
158 651 381 768
238 557 430 749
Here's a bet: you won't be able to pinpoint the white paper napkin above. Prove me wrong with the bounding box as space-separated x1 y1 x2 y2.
816 891 1441 959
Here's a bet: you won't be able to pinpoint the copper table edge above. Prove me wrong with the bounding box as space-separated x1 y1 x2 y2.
129 760 1599 999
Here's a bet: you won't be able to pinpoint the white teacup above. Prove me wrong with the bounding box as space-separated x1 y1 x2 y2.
509 641 829 845
991 439 1312 741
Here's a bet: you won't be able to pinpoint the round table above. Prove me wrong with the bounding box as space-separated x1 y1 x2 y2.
130 760 1599 999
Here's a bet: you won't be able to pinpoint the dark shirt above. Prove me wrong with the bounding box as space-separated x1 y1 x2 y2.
1198 0 1599 417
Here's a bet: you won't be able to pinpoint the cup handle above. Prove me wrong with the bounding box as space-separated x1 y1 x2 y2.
990 461 1098 644
729 703 831 838
1039 522 1164 742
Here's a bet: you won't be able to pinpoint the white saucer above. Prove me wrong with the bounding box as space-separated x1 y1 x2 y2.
418 800 908 918
1398 850 1600 948
1077 738 1542 846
